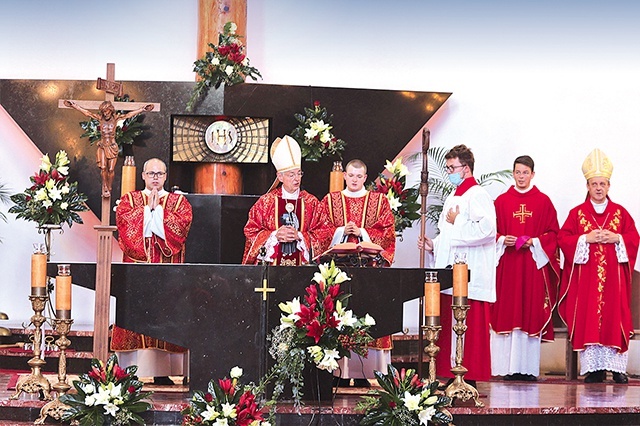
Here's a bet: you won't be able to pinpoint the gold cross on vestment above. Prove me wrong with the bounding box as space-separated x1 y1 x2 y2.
255 278 275 301
513 204 533 224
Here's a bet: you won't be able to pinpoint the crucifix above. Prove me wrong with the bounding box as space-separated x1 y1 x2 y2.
58 63 161 362
59 63 161 224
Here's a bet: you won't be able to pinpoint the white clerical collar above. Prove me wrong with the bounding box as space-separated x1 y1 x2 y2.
591 198 608 214
514 185 532 194
143 188 168 197
342 188 368 198
282 187 300 199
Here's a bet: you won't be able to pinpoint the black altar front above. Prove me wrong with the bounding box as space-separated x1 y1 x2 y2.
58 263 452 392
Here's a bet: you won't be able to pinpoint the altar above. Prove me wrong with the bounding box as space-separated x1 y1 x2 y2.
52 262 453 392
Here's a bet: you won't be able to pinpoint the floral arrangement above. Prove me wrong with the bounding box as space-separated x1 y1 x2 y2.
262 261 375 409
370 157 420 237
60 354 152 426
187 21 262 111
291 101 347 161
358 364 453 426
182 366 270 426
9 150 88 228
78 94 147 154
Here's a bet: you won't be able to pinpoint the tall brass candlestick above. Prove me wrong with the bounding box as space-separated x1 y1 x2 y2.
423 271 441 383
10 295 52 401
36 318 74 424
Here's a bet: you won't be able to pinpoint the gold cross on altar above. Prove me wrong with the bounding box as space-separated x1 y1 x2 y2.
255 278 275 301
513 204 533 224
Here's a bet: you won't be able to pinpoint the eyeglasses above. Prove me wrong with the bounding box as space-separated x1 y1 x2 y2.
445 164 465 173
282 171 304 179
145 171 166 178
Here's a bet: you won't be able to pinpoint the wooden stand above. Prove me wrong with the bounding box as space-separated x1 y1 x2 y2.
194 163 242 194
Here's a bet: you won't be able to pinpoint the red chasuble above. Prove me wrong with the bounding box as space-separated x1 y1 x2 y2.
111 190 192 353
116 191 193 263
242 187 329 265
558 198 639 353
318 191 396 265
490 186 560 341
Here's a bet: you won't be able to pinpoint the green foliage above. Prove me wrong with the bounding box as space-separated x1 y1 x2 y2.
187 21 262 112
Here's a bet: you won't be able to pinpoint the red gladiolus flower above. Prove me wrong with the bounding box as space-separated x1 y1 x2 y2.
218 378 234 396
218 45 231 56
128 385 136 393
314 100 320 108
306 319 324 343
204 392 213 402
230 43 240 53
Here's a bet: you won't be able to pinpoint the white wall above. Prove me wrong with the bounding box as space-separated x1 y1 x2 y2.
1 1 639 347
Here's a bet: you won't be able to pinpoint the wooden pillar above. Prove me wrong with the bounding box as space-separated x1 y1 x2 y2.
93 225 116 361
194 0 247 194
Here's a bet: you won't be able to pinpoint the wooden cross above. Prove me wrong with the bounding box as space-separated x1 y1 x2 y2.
59 63 161 119
58 63 161 362
513 204 533 224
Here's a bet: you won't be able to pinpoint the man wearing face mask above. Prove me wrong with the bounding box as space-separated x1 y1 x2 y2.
418 144 496 385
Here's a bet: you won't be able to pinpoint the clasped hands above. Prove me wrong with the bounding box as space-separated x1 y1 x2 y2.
276 225 299 243
147 188 160 211
344 221 361 237
504 235 532 249
586 229 619 244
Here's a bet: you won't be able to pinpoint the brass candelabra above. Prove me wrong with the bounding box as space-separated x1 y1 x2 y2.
35 317 74 424
9 295 52 401
422 315 441 383
444 297 484 407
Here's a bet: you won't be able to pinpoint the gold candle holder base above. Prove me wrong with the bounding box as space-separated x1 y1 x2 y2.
422 316 441 383
10 295 52 401
444 302 484 408
35 317 74 424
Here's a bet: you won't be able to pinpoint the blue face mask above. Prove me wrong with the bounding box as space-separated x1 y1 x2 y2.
448 172 464 186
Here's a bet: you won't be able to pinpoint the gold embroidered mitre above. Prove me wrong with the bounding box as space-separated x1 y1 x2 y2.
582 148 613 180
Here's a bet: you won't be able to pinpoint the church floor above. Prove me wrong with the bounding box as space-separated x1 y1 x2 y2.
2 373 640 425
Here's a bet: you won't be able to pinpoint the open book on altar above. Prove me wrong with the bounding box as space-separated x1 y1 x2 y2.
314 241 383 262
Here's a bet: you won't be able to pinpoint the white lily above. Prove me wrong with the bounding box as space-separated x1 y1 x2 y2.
56 150 70 166
387 190 401 211
48 186 62 201
304 126 319 139
45 179 56 190
35 188 48 201
202 405 220 421
418 406 436 424
104 402 119 417
225 65 234 76
333 270 350 284
40 154 51 172
317 349 340 372
60 202 68 210
221 402 237 418
61 184 70 194
213 419 229 426
402 391 422 411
